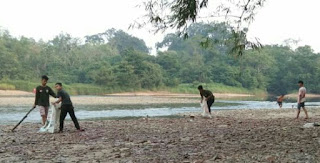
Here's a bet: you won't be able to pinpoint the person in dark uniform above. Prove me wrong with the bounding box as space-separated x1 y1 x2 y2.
52 83 84 132
198 85 215 114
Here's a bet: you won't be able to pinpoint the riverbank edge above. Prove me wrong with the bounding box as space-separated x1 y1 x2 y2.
0 80 266 96
0 89 257 98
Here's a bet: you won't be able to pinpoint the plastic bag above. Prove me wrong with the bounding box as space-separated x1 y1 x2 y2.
200 100 212 118
38 103 61 133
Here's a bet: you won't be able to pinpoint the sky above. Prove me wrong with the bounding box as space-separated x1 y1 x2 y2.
0 0 320 54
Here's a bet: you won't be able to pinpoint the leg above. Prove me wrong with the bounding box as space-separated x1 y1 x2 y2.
59 107 68 132
302 107 309 119
67 106 80 130
206 101 211 113
207 99 214 114
296 109 300 119
296 103 301 119
44 106 49 123
41 116 46 125
39 106 48 125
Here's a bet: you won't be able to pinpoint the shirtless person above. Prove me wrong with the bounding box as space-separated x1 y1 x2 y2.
277 95 285 108
296 81 308 119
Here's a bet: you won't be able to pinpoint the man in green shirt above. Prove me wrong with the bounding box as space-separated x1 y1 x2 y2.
33 75 56 125
198 85 215 114
52 83 83 132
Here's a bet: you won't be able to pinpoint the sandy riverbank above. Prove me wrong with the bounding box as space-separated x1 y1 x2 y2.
0 90 254 97
0 96 200 106
0 90 33 96
1 108 320 162
285 93 320 98
109 91 253 98
0 90 254 106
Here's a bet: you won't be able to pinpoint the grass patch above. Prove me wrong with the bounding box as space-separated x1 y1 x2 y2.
0 80 110 95
0 83 16 90
165 83 266 95
0 80 266 96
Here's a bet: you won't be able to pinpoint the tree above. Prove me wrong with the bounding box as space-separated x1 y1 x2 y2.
113 61 140 88
0 46 19 79
133 0 265 55
91 64 116 86
85 29 150 54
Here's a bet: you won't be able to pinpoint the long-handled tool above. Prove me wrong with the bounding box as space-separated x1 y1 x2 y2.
11 107 36 132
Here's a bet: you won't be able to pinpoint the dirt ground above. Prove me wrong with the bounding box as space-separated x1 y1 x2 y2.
1 108 320 163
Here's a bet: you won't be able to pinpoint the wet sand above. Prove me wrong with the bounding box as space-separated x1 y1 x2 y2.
1 108 320 162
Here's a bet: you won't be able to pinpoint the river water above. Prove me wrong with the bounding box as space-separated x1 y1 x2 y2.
0 96 320 124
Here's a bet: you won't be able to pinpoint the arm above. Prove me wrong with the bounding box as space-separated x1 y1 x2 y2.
298 89 304 103
298 94 302 103
53 97 62 105
33 88 39 108
49 87 57 98
200 94 203 103
298 89 303 103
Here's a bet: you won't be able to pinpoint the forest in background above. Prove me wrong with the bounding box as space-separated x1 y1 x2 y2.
0 22 319 95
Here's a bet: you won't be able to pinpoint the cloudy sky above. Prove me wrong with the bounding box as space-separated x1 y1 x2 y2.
0 0 319 54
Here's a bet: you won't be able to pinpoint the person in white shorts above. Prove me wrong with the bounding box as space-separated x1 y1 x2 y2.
296 80 308 119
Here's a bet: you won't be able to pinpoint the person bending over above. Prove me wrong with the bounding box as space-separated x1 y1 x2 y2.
52 83 84 132
198 85 215 115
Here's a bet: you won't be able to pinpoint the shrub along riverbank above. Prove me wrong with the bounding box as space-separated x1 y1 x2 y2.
0 80 266 96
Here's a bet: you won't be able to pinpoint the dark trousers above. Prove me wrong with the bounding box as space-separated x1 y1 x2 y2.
60 104 80 131
207 98 215 113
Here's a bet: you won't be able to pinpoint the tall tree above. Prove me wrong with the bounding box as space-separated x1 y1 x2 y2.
133 0 265 55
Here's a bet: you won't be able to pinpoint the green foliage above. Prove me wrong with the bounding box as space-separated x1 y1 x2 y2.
85 28 149 53
0 23 319 95
166 83 264 95
0 83 15 90
134 0 265 55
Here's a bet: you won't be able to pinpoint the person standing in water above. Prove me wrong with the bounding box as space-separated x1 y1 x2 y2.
277 95 285 108
198 85 215 115
296 81 309 119
33 75 56 125
52 83 84 132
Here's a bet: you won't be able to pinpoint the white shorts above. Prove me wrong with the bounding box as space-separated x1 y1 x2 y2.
38 106 49 116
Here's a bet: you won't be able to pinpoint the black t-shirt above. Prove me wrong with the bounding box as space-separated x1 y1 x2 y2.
34 86 56 106
200 90 214 100
57 89 72 106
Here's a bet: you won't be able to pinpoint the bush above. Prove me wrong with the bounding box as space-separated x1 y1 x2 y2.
0 83 16 90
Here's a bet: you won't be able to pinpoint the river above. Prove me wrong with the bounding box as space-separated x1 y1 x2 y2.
0 95 319 124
